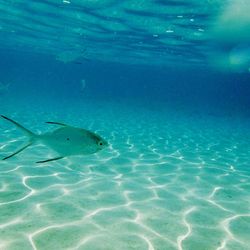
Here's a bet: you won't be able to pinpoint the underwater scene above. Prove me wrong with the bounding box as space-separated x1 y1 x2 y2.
0 0 250 250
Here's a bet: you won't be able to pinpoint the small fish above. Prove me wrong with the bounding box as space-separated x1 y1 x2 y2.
81 79 86 92
1 115 108 163
0 82 10 92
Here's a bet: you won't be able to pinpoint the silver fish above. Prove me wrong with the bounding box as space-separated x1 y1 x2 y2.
1 115 108 163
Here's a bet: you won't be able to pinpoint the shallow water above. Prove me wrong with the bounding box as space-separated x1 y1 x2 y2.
0 0 250 250
0 99 250 250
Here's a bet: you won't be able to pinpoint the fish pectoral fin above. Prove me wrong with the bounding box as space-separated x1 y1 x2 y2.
36 156 64 164
2 142 33 160
45 121 68 126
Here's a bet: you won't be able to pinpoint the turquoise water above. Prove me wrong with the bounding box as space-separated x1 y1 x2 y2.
1 99 250 250
0 1 250 250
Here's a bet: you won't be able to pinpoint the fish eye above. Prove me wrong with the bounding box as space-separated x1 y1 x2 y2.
98 141 103 146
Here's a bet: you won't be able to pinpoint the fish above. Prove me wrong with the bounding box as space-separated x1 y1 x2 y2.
1 115 108 163
81 79 86 92
0 82 10 92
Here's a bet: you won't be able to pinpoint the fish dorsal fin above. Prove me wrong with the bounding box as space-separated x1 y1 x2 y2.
46 121 68 126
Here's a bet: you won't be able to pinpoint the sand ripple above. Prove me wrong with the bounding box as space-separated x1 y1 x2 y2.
0 106 250 250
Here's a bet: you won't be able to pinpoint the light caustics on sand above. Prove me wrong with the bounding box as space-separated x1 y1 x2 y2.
0 107 250 250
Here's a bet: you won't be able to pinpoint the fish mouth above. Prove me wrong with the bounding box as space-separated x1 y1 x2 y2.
103 140 109 147
101 138 108 147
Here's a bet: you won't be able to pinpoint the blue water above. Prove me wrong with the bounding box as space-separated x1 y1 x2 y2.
0 1 250 250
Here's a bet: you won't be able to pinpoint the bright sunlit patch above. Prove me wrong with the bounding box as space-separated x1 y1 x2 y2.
229 44 250 70
209 0 250 72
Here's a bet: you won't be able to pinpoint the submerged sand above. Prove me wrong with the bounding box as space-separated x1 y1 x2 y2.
0 101 249 250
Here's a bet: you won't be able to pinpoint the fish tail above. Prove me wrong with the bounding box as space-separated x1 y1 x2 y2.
1 115 36 139
2 142 33 161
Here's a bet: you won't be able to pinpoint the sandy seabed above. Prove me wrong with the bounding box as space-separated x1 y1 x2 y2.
0 100 249 250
